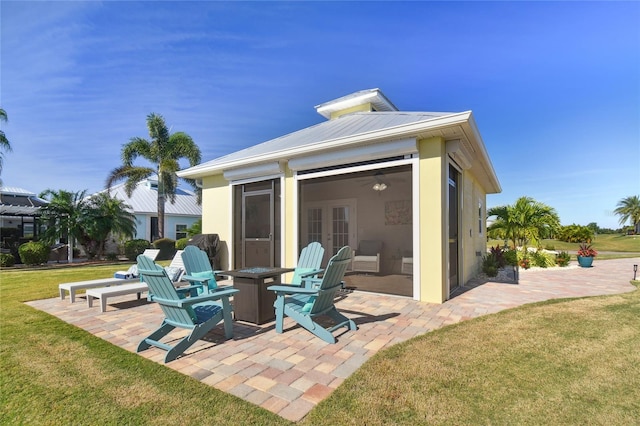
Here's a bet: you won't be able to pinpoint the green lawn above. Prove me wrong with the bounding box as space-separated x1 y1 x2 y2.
2 264 639 424
488 234 640 257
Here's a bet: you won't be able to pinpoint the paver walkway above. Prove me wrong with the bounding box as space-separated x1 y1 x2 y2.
27 257 638 422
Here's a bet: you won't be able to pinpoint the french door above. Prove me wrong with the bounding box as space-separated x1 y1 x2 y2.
303 199 357 264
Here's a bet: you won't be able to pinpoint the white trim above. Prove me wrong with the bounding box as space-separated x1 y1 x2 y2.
223 162 282 181
296 157 414 181
411 156 420 301
446 139 472 170
280 175 286 269
288 138 417 172
229 173 283 186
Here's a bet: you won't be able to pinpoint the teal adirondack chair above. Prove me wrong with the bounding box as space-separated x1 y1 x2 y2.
290 242 325 286
268 246 356 344
181 246 227 295
136 255 239 363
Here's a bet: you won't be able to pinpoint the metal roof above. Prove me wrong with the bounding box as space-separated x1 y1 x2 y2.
0 188 48 217
99 180 202 216
183 111 450 175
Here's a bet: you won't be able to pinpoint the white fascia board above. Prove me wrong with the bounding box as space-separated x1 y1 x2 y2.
178 111 473 179
222 162 283 182
461 114 502 193
288 138 416 171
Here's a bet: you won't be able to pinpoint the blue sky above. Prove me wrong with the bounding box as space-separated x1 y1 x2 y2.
1 1 638 230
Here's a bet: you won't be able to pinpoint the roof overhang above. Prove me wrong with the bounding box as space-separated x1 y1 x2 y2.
178 111 501 194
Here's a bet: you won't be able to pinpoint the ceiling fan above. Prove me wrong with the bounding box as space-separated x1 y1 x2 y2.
357 171 390 191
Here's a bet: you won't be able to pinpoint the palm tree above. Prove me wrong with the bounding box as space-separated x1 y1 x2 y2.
614 195 640 234
79 192 136 259
487 196 561 249
0 107 12 185
38 189 88 249
39 189 137 259
106 113 201 240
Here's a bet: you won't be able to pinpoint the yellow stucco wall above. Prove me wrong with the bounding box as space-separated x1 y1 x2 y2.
460 173 488 284
418 136 448 303
201 174 232 269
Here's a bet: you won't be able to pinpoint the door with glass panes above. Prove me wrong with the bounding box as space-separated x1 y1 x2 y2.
302 199 356 264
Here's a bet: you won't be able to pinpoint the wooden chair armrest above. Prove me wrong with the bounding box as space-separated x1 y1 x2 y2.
267 285 318 296
153 288 239 307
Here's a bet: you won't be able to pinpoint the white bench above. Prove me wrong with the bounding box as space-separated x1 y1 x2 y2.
86 282 149 312
59 278 138 303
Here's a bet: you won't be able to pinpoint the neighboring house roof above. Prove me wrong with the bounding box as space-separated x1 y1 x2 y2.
179 90 501 194
98 180 202 216
0 186 48 217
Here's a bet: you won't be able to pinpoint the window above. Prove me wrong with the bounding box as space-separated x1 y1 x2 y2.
176 224 187 240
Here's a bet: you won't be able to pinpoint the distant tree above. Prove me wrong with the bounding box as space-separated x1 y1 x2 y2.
39 189 88 257
78 192 136 259
39 189 136 259
0 107 12 185
614 195 640 234
106 113 201 239
487 196 561 249
187 218 202 237
557 224 594 243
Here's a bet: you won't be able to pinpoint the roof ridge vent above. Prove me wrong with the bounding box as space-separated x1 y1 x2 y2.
315 88 398 120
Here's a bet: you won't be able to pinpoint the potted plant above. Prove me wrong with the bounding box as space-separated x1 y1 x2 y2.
577 243 597 267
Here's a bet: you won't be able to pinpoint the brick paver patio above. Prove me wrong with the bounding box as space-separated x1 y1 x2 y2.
27 257 638 422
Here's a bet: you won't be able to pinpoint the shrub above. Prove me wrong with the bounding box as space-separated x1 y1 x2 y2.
124 239 151 261
519 256 531 269
489 245 506 268
482 255 499 277
105 252 118 261
503 249 518 267
18 241 51 266
175 237 189 250
532 250 555 268
557 224 594 243
153 238 177 260
556 251 571 267
0 253 15 267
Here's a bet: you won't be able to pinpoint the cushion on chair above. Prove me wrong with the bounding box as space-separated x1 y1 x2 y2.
193 304 223 324
353 255 378 262
358 240 381 256
302 296 316 312
164 266 183 282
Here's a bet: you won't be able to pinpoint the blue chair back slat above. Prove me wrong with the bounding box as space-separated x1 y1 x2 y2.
291 242 325 285
137 255 195 326
182 246 213 275
307 246 352 315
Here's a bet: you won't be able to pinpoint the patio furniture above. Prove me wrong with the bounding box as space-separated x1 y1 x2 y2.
352 240 382 274
181 245 227 294
268 246 356 344
401 256 413 275
114 249 160 278
223 267 294 325
86 282 149 312
136 255 239 363
290 242 325 286
58 248 161 303
83 251 187 312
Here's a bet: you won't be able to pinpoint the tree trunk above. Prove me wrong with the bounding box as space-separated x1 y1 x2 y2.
157 182 165 239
